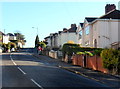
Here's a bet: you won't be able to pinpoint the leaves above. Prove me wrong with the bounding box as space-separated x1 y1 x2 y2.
14 32 26 46
14 33 25 40
100 48 120 74
35 35 39 47
38 41 46 48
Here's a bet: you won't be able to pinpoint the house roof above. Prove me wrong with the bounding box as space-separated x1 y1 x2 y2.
7 33 14 36
58 31 62 34
53 33 58 36
85 17 98 23
80 23 84 27
0 31 5 35
68 27 77 32
63 24 77 33
99 9 120 19
44 36 50 39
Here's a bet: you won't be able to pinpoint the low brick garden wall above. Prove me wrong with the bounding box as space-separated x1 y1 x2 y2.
72 54 108 73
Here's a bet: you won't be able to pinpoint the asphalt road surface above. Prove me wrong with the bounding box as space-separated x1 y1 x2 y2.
2 48 113 89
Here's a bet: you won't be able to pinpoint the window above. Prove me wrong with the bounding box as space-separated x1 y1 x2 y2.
79 30 82 39
85 26 89 35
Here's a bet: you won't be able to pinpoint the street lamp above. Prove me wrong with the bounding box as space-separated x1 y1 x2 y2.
4 29 6 34
32 27 39 35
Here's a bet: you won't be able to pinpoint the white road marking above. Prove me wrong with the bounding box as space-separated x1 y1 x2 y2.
10 52 43 88
17 67 26 75
10 53 26 75
10 54 17 66
31 79 44 89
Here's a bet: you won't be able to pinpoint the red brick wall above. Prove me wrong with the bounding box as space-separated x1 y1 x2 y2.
72 54 83 67
97 57 108 73
86 56 97 70
72 54 108 73
77 55 83 67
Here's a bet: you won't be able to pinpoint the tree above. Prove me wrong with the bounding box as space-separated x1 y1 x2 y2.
35 35 39 48
14 33 25 40
8 42 17 49
14 32 26 46
38 41 46 49
2 43 7 52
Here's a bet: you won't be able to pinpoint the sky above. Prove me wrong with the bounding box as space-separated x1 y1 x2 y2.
0 0 119 47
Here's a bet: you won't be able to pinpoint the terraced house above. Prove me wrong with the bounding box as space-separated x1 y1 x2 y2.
45 24 80 49
78 4 120 49
45 4 120 50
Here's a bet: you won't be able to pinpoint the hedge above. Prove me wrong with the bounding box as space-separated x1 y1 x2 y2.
62 43 103 57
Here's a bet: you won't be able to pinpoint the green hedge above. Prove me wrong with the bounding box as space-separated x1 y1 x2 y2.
62 43 103 57
62 43 80 57
76 51 94 56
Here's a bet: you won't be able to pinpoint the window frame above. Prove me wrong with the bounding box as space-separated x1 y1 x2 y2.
85 26 90 35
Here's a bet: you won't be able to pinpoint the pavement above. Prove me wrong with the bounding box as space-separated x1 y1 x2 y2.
30 52 120 89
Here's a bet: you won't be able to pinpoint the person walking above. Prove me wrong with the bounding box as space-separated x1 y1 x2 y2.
38 46 43 55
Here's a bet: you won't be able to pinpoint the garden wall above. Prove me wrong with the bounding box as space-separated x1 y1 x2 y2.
72 54 108 73
49 50 58 59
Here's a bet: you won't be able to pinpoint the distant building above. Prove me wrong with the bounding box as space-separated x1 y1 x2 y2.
17 41 23 48
44 24 80 49
2 33 17 44
3 34 9 44
44 36 51 47
7 33 16 41
58 24 79 48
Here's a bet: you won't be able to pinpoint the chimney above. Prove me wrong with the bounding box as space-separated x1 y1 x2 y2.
105 4 116 14
63 28 67 31
71 24 76 28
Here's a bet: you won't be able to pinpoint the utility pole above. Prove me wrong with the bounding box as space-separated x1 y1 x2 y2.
4 29 5 34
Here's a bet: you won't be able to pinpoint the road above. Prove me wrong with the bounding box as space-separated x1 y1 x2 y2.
2 48 112 89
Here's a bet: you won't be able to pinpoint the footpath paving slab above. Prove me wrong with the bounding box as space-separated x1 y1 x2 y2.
62 67 120 88
32 53 120 89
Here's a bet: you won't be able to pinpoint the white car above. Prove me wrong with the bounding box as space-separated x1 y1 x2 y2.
11 48 15 52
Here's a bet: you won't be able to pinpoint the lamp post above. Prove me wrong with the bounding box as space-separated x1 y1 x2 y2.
32 27 40 49
4 29 6 34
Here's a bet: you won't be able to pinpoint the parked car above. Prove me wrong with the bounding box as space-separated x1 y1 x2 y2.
11 48 15 52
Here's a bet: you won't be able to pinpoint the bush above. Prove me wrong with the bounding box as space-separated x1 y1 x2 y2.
94 48 103 56
77 51 94 56
85 51 94 56
100 48 120 74
62 43 101 57
38 42 46 49
2 43 7 52
62 43 80 57
8 42 17 50
76 52 85 55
